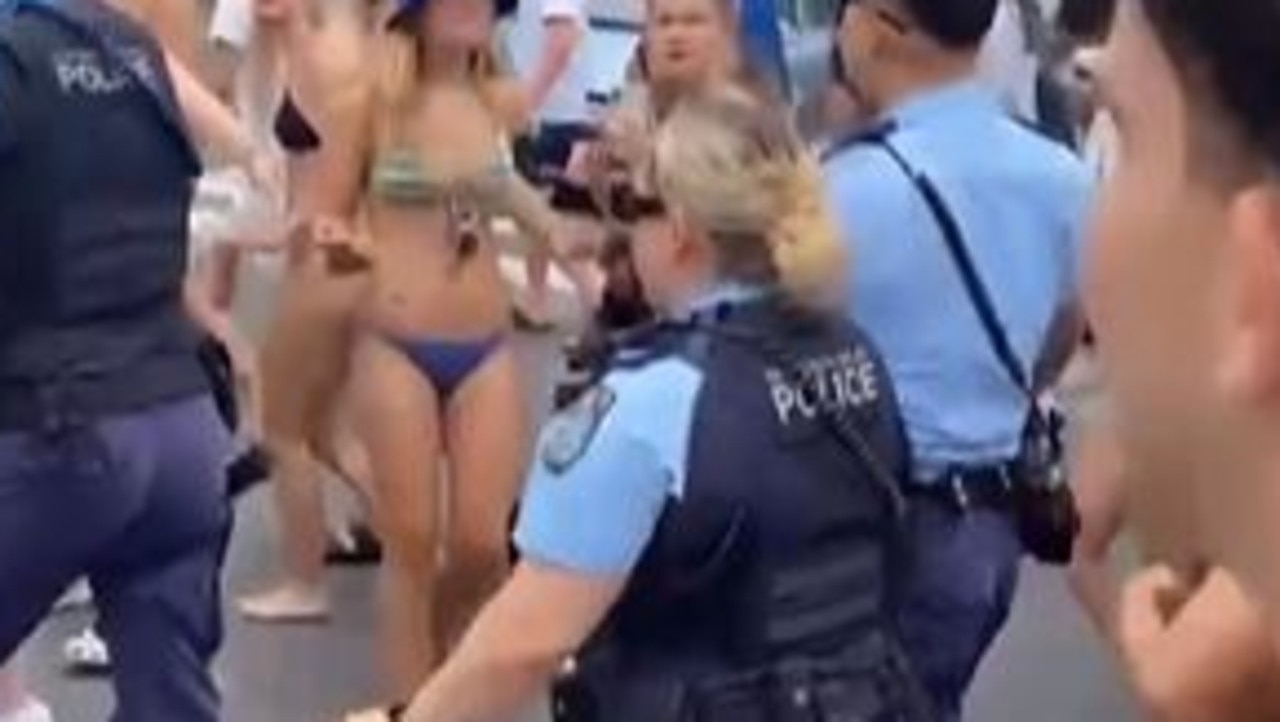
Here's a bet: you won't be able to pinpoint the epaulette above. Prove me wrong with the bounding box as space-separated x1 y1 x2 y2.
819 120 898 164
609 321 688 370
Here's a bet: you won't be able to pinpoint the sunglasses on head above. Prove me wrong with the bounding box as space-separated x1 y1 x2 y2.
549 179 666 224
607 183 667 224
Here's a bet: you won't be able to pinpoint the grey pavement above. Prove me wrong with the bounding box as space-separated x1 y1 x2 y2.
14 262 1140 722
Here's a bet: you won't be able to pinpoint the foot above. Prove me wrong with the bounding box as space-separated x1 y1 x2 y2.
237 584 330 624
0 698 53 722
62 627 110 676
325 523 382 566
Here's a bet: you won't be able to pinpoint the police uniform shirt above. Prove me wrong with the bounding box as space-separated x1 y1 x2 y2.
823 80 1092 479
512 289 725 575
514 285 893 575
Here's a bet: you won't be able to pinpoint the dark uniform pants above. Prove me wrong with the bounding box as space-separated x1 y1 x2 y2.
896 499 1023 722
0 396 232 722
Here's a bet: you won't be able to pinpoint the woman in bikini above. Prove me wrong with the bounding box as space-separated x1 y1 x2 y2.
303 0 575 705
235 0 384 623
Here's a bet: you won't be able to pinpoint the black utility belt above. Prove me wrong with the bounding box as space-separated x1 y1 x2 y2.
684 639 905 722
906 462 1023 513
0 355 207 432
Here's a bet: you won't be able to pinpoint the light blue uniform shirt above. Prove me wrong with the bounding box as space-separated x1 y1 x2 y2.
515 285 764 576
823 81 1092 479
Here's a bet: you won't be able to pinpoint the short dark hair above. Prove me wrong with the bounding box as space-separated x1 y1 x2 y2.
1141 0 1280 176
1057 0 1116 43
898 0 999 49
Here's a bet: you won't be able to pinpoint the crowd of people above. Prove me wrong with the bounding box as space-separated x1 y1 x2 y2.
1 0 1279 721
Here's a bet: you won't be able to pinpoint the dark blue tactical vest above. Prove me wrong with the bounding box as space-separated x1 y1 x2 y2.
557 300 934 722
0 0 206 429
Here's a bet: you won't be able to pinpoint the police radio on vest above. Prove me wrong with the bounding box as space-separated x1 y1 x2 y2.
766 348 880 426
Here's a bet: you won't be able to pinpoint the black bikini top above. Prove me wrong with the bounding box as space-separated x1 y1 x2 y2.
273 93 322 154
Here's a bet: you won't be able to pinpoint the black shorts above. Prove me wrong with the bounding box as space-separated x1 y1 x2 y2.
513 122 598 212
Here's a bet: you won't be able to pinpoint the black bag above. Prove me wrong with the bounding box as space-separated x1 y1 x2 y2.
873 136 1081 566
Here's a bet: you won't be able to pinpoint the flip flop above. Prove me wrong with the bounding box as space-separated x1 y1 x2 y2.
237 588 330 624
325 523 382 566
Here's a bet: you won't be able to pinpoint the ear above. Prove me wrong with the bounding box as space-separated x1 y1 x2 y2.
1217 184 1280 406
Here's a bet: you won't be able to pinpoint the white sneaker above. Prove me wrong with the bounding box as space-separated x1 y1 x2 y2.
0 699 53 722
62 628 110 674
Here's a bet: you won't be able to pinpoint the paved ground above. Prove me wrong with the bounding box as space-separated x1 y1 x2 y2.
14 261 1141 722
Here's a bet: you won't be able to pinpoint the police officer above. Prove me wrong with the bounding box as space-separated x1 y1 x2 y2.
348 89 930 722
824 0 1092 718
0 0 272 719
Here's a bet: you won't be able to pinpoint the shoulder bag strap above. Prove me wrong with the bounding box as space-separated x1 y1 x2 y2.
871 136 1035 401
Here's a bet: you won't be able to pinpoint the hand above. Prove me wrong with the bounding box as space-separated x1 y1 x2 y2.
307 216 372 274
563 140 601 186
245 150 286 204
1117 566 1280 722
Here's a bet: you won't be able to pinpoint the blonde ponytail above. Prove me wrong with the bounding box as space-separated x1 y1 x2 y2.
768 154 849 309
652 88 849 308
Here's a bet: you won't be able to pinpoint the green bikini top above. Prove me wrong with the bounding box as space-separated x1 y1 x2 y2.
369 144 515 207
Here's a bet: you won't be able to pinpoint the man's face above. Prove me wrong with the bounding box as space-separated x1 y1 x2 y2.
834 0 910 113
1086 0 1280 564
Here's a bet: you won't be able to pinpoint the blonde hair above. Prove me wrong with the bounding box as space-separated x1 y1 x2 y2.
650 88 848 307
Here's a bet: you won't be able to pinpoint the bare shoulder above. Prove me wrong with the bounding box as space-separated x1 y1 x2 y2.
484 78 533 134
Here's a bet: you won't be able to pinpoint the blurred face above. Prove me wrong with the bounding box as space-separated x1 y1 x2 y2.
630 210 685 312
645 0 733 88
421 0 494 48
253 0 298 23
835 0 911 112
1086 1 1280 564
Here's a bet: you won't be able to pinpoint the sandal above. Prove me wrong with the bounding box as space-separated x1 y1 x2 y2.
325 523 382 566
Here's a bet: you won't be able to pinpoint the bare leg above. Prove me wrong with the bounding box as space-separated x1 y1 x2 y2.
351 336 446 701
238 285 346 622
436 347 529 652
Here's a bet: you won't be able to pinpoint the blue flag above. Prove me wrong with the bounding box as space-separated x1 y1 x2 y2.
738 0 791 101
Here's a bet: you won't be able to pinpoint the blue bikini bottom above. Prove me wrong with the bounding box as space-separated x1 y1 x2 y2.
388 334 504 401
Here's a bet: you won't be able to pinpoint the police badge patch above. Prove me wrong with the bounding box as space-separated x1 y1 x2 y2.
541 385 617 475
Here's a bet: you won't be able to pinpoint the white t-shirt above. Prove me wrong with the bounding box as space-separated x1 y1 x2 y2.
208 0 254 51
977 0 1041 121
507 0 641 125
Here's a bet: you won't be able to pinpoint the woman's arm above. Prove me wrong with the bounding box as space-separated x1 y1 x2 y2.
164 52 259 170
403 561 626 722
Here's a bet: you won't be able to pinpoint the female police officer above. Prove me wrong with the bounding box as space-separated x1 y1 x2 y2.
348 87 931 722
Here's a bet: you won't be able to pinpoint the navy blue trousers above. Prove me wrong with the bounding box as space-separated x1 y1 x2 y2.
897 500 1023 722
0 395 231 722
